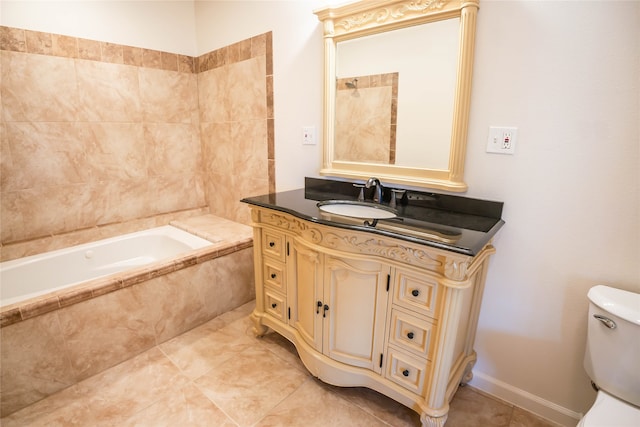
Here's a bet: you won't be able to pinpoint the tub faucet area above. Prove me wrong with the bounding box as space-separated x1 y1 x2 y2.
365 177 383 203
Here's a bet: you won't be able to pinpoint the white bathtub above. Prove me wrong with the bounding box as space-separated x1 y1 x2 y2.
0 225 215 307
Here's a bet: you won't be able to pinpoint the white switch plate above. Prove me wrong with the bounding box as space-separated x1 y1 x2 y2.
302 126 316 145
486 126 517 154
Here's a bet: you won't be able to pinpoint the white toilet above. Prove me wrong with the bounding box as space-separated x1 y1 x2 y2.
578 285 640 426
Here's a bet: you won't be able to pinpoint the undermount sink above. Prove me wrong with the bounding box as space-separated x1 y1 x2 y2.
317 201 397 219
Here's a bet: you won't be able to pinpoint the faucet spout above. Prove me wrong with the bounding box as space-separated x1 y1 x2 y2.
365 177 383 203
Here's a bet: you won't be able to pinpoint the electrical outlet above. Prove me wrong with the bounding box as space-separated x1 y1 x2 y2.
486 126 518 154
302 126 316 145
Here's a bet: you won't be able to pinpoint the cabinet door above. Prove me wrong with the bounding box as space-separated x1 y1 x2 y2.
290 239 323 351
323 255 390 373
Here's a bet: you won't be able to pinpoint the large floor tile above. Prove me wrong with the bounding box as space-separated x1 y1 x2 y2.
120 383 236 426
194 345 309 426
447 385 513 427
255 377 392 427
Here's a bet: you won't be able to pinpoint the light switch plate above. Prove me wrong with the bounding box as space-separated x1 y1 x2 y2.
302 126 317 145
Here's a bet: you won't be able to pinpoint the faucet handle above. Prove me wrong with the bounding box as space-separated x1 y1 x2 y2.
390 189 406 209
352 184 365 202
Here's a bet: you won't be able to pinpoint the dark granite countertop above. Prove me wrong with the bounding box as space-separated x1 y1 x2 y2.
241 178 505 256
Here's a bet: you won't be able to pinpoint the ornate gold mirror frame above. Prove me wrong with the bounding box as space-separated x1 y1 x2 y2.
314 0 479 192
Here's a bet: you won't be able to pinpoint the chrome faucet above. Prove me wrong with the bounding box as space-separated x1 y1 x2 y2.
365 177 383 203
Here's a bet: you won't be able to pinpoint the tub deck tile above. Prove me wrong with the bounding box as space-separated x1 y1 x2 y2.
19 296 60 320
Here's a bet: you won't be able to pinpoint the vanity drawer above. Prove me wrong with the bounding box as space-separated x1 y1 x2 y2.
385 348 430 395
388 308 436 360
264 289 287 323
393 269 438 318
262 229 286 262
263 258 286 293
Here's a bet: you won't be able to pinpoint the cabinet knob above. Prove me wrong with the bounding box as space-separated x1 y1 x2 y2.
407 332 414 340
271 303 277 308
411 289 420 297
269 241 275 247
270 273 277 279
317 301 323 314
402 369 410 377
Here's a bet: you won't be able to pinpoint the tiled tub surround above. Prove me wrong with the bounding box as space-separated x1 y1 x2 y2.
0 26 274 248
0 214 256 417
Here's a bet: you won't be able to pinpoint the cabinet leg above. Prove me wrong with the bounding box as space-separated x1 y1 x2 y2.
250 310 269 337
420 413 448 427
460 359 476 386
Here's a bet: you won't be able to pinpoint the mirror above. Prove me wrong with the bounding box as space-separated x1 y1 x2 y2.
314 0 480 192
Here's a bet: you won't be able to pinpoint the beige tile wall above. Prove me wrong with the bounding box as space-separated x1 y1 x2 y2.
0 27 273 254
198 33 274 225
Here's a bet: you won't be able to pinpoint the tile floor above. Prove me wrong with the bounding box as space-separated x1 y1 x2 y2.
1 301 559 427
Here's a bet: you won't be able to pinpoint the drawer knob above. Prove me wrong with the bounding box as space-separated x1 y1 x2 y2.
411 289 420 297
269 241 275 247
407 332 414 340
271 303 277 308
402 369 410 377
271 273 277 279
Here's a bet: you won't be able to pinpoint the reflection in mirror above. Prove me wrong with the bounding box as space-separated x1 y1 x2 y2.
336 19 459 170
315 0 480 192
335 72 398 164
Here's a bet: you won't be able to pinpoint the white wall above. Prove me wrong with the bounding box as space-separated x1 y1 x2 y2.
465 1 639 422
0 1 198 55
2 1 639 425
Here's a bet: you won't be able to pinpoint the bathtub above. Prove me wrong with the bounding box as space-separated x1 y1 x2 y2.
0 215 255 417
0 225 215 308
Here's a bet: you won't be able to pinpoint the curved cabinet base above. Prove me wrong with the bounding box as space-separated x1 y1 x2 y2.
252 310 476 427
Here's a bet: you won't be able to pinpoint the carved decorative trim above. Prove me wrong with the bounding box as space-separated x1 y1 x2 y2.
444 259 469 281
322 231 442 270
335 0 450 33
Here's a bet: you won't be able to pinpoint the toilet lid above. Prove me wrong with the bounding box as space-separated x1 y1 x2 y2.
580 391 640 427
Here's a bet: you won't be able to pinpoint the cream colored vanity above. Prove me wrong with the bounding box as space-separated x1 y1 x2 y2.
248 204 496 427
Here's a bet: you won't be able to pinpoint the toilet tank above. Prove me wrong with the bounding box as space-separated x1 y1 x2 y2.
584 285 640 407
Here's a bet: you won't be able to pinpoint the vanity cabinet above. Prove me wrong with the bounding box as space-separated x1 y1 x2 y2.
249 206 495 427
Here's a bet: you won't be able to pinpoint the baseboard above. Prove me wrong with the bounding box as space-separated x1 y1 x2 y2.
469 371 582 426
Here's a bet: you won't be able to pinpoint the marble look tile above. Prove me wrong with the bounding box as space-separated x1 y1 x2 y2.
73 347 190 425
205 248 255 315
75 59 141 122
51 34 77 58
133 266 213 344
1 52 78 122
226 56 267 120
121 383 236 426
0 27 26 52
146 174 206 215
101 42 124 64
0 312 78 417
255 377 390 427
83 122 146 181
509 406 559 427
139 68 198 123
197 67 229 122
57 285 156 380
3 347 190 426
144 123 202 176
159 315 257 380
195 345 309 426
77 38 100 61
3 122 87 191
25 30 52 55
328 385 421 426
448 385 513 427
